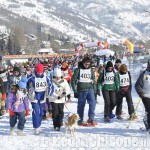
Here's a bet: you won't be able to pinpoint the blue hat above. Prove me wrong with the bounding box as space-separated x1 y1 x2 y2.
18 77 28 89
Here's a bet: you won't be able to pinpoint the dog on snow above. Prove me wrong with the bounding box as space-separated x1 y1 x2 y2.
65 113 79 136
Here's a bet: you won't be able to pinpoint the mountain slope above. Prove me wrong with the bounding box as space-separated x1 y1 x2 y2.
0 0 150 42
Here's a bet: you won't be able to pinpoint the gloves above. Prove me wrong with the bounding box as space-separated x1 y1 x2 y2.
96 90 101 96
74 93 78 98
139 92 144 98
2 93 6 100
25 110 30 116
8 109 15 116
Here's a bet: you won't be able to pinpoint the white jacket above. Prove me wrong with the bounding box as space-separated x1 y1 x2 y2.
49 78 71 103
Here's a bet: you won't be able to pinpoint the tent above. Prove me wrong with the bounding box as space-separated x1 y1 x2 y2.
95 49 115 57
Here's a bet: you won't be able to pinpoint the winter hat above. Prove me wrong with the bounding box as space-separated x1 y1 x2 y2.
18 77 28 89
35 64 44 73
115 59 122 64
119 64 127 72
13 67 20 72
54 68 62 77
106 61 113 68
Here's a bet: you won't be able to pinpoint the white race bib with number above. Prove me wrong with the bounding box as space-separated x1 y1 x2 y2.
0 72 7 82
79 69 91 83
119 73 130 87
35 75 47 92
14 76 21 85
104 72 114 84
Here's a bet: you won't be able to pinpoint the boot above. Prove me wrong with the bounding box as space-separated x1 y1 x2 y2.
34 128 40 135
117 115 124 120
10 127 15 135
17 129 26 136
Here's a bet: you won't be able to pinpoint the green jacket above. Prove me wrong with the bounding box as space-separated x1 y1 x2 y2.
97 70 120 91
71 63 96 93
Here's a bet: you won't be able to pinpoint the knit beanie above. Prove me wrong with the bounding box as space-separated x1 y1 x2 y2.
115 59 122 64
54 68 62 77
18 77 28 89
106 61 113 68
35 64 43 73
119 64 127 72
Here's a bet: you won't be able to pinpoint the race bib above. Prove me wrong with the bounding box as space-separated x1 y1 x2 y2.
0 72 7 82
119 73 130 87
104 72 114 84
35 75 47 92
79 69 91 83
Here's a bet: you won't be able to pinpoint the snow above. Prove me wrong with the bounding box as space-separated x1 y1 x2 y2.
0 57 150 150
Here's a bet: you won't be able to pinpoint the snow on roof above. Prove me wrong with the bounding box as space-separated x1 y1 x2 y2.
38 48 54 53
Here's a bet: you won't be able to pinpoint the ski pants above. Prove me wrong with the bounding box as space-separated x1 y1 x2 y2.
142 97 150 129
102 90 116 117
77 88 96 121
116 90 134 116
31 102 45 128
51 102 64 129
10 112 26 130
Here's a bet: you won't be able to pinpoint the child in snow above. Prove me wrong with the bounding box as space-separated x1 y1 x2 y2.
7 77 30 136
49 68 71 131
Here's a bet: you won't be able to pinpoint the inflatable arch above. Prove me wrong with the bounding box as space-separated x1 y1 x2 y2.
75 38 134 55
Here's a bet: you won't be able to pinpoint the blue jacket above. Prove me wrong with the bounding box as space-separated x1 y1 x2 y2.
27 72 54 102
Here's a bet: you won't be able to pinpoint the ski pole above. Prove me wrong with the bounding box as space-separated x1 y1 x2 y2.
126 98 141 128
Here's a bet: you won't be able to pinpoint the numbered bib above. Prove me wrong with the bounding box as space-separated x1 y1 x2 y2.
17 90 26 104
119 73 130 87
35 75 47 92
0 72 7 82
79 69 91 83
14 76 21 85
104 72 114 85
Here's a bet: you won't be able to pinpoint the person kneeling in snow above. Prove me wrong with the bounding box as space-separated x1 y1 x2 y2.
6 77 29 136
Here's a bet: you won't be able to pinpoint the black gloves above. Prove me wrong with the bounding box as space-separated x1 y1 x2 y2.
96 90 101 96
139 92 144 98
58 92 67 99
74 93 78 98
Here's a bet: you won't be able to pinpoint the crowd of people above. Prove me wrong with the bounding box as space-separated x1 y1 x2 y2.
0 54 149 135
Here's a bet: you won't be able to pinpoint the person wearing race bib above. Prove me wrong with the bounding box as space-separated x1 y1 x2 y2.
50 68 71 131
6 77 29 136
8 66 24 92
71 56 97 126
27 64 54 135
61 62 72 102
135 59 150 131
97 61 119 123
116 64 137 120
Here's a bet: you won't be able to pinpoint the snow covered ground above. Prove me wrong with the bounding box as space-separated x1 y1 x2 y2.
0 57 150 150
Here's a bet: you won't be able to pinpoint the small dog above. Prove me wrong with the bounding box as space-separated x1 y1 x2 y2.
65 113 79 136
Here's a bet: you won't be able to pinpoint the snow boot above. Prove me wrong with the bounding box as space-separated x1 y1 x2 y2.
17 129 26 136
34 128 40 135
117 115 124 120
10 127 15 135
